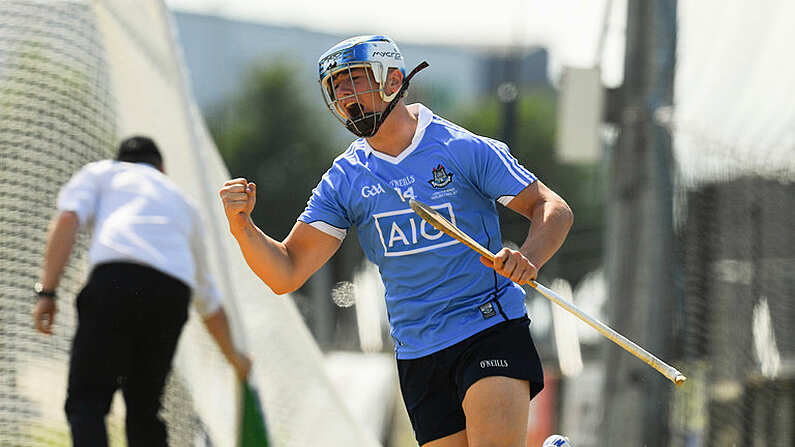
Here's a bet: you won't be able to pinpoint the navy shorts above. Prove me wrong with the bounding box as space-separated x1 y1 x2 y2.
396 316 544 445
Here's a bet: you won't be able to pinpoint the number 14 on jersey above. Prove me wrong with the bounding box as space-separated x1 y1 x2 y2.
394 186 415 202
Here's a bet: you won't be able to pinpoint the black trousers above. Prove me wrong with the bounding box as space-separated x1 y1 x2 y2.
65 262 190 447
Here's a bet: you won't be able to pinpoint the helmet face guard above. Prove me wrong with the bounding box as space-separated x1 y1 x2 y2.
318 35 406 138
320 64 384 137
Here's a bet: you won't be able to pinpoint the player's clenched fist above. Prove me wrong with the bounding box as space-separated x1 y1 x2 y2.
219 178 256 233
480 247 538 285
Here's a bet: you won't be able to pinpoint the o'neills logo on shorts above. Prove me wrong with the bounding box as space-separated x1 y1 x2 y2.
480 359 509 368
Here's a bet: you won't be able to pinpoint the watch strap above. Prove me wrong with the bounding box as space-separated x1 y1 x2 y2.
34 283 57 299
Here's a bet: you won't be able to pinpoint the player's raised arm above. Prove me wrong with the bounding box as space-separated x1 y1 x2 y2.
219 178 256 234
219 178 342 294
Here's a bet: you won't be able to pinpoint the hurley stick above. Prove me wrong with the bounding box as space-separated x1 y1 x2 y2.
409 199 686 386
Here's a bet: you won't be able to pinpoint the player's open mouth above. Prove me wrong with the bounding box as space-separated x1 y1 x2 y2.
346 103 365 119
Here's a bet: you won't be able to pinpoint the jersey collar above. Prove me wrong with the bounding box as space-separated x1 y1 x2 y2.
362 103 433 164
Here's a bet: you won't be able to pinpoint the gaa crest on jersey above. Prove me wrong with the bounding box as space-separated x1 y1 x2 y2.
428 164 453 188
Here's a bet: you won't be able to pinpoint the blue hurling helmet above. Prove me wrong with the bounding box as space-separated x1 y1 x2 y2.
318 35 407 137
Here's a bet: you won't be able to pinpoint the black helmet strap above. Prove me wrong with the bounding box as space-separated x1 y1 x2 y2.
349 61 429 138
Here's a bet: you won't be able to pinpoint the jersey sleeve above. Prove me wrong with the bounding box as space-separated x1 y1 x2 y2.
469 137 537 206
297 164 352 240
56 162 102 226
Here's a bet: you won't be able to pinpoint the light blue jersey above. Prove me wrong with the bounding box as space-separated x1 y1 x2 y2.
298 104 538 359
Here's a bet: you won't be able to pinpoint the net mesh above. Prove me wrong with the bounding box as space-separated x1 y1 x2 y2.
671 178 794 447
0 2 122 444
0 1 378 446
668 1 795 445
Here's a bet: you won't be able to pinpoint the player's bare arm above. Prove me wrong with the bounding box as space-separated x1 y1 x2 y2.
219 178 342 294
481 180 573 284
202 308 252 380
33 210 79 334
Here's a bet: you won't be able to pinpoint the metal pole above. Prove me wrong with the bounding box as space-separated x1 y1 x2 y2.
602 0 678 445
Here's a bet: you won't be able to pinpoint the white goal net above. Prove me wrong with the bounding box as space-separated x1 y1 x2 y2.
0 1 378 446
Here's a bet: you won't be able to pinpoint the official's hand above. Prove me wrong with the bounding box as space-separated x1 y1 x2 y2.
232 352 252 381
33 297 56 335
219 178 256 234
480 247 538 285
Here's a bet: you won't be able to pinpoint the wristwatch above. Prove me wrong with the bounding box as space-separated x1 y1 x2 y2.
34 282 56 299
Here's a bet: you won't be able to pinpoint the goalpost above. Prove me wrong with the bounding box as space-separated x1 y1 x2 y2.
0 1 379 446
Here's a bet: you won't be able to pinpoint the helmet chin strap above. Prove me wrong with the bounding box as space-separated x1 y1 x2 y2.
345 61 429 138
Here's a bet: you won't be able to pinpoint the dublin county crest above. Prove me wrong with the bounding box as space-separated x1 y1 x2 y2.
428 164 453 188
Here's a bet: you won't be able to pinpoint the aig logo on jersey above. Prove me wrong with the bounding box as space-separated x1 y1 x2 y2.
372 202 460 256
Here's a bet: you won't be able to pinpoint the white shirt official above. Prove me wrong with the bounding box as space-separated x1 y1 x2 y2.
56 160 220 316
